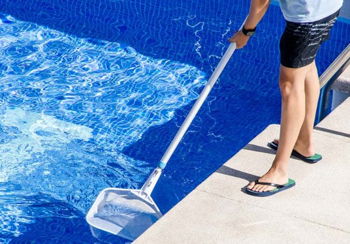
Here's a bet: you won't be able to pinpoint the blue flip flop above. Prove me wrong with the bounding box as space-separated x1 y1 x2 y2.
267 141 322 163
245 178 296 197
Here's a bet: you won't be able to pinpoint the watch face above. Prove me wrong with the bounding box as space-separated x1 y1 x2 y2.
246 31 254 36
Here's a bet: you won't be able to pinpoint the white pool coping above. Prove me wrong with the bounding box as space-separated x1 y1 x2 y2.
134 97 350 243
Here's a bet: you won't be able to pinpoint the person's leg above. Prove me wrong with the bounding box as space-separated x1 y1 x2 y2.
294 61 319 155
245 11 339 194
247 63 311 192
273 61 320 157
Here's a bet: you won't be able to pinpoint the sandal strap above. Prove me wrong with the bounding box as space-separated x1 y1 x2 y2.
254 180 285 188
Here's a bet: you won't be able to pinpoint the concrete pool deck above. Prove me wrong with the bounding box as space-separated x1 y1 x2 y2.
134 97 350 243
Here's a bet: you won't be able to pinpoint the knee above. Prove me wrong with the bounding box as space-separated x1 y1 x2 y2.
279 79 304 99
279 67 306 99
279 80 292 99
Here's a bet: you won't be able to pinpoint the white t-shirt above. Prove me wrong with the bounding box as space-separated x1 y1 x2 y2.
279 0 343 23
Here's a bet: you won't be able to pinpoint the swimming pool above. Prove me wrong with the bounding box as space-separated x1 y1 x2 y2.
0 0 349 243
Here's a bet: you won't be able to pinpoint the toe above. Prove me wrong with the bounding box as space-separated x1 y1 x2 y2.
247 181 255 189
255 184 264 192
257 185 265 192
250 184 259 192
260 185 268 192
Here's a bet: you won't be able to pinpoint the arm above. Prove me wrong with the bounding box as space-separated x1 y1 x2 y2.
229 0 270 48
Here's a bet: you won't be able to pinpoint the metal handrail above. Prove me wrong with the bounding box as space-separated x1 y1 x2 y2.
316 43 350 123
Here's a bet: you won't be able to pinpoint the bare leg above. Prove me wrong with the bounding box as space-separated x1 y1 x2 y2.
273 61 319 156
247 63 312 192
294 61 319 155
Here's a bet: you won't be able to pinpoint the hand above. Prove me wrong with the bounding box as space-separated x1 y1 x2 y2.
228 30 250 49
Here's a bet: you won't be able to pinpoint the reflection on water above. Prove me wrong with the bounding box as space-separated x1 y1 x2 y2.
0 15 206 242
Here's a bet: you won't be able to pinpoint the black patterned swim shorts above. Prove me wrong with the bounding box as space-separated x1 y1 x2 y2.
279 10 340 68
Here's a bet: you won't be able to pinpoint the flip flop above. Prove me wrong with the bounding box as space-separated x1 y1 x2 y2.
244 178 296 197
267 141 322 163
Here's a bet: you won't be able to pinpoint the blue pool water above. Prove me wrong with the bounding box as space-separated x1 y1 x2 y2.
0 0 349 243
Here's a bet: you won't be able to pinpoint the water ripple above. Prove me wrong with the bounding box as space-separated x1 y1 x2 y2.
0 15 206 241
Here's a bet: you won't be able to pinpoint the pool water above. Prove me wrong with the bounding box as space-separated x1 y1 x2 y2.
0 0 349 243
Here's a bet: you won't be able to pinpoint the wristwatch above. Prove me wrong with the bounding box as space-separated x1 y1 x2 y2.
242 26 256 36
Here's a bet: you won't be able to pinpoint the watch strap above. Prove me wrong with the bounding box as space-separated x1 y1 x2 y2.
242 26 256 36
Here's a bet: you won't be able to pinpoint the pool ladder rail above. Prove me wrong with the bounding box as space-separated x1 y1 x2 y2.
316 43 350 122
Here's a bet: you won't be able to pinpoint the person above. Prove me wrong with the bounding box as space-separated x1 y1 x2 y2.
229 0 343 196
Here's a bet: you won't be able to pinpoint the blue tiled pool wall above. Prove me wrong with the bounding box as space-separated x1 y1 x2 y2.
1 0 348 73
0 1 347 131
0 0 349 243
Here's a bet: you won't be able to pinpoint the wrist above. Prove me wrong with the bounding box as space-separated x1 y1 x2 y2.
242 26 256 36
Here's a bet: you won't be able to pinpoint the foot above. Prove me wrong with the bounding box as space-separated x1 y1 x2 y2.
247 167 288 192
273 138 315 158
